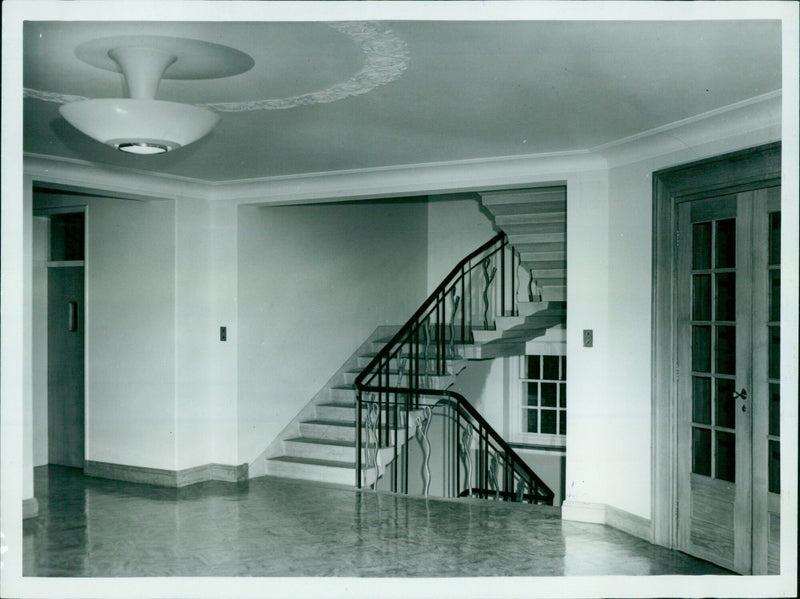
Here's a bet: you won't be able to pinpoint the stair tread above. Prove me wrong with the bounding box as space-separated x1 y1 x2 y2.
286 436 355 447
269 455 356 469
286 436 393 449
303 419 357 428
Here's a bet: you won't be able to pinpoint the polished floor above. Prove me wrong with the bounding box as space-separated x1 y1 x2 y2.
24 465 731 577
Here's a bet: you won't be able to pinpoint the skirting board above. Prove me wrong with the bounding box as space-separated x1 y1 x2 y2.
84 460 249 488
561 500 652 542
23 497 40 519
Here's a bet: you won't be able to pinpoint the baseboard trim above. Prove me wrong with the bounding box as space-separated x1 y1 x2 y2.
561 500 606 524
84 460 249 488
23 497 40 519
605 504 652 542
561 500 652 542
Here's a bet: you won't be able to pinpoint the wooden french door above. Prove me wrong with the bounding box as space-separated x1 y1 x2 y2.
676 185 780 574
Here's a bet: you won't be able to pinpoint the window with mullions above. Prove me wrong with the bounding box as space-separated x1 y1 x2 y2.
521 355 566 437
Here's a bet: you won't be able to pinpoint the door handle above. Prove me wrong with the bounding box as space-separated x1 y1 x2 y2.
733 388 747 412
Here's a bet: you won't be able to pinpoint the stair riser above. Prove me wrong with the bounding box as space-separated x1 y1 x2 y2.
507 232 566 245
298 422 404 443
495 212 566 226
344 372 454 389
480 188 565 206
488 200 568 217
316 404 409 423
282 441 397 463
264 460 356 485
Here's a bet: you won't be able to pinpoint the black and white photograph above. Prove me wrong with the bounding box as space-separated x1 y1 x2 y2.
2 1 798 598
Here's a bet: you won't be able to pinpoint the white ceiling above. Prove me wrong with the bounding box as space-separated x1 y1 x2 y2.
22 18 782 183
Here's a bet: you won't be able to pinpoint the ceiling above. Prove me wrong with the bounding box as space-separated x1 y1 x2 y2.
22 19 782 183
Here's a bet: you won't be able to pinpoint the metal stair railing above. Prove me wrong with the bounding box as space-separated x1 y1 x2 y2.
354 233 554 504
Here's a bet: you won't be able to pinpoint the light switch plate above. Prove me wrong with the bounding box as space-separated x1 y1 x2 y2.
583 329 593 347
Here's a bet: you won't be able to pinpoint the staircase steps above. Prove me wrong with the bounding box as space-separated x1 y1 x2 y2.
266 455 380 486
282 436 393 462
480 186 568 305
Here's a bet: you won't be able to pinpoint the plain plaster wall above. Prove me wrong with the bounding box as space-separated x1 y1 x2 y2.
32 192 177 470
32 216 49 466
175 199 215 469
426 194 496 294
237 199 428 464
208 203 240 466
562 170 611 512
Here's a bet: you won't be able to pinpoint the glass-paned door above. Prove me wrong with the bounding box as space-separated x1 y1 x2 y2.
676 186 780 574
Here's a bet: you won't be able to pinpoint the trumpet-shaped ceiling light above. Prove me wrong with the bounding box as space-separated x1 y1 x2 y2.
59 36 253 154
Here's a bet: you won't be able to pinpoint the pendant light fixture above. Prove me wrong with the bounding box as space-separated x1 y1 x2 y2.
59 35 253 154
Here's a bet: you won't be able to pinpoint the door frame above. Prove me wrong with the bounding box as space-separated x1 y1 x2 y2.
650 142 781 553
32 204 89 470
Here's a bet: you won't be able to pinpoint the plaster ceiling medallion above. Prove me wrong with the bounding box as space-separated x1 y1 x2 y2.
25 22 410 115
58 36 254 154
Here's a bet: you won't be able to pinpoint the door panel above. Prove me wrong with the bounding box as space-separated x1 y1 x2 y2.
677 185 780 575
47 265 85 468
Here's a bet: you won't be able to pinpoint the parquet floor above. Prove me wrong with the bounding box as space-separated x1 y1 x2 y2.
24 465 731 577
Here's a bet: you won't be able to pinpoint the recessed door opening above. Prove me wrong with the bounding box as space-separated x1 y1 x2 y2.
33 209 86 471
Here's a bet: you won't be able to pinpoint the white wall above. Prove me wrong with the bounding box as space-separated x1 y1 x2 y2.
175 199 215 469
426 194 496 294
32 216 49 466
32 192 178 470
237 199 428 464
562 170 611 511
209 203 239 465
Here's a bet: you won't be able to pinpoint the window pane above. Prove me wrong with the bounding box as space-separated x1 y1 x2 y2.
716 326 736 375
692 275 712 320
543 356 559 380
526 409 538 433
716 431 735 483
526 355 540 379
769 383 780 437
715 378 735 429
768 440 780 494
692 377 711 424
769 212 781 266
541 383 557 407
692 427 711 476
693 222 712 269
559 411 566 435
715 272 736 322
525 383 538 406
561 356 567 380
692 326 711 372
769 270 780 322
559 383 566 407
715 218 736 268
768 326 780 379
540 409 557 434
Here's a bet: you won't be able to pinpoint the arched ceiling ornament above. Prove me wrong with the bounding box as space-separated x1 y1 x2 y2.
23 22 410 112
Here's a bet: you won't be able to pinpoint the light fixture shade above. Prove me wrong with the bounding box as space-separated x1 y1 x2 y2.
59 98 220 153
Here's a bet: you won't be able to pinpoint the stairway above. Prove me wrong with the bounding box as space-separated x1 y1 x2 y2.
262 189 569 491
479 186 567 302
263 335 456 486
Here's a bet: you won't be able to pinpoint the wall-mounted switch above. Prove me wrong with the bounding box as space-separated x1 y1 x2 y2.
583 329 593 348
220 326 227 342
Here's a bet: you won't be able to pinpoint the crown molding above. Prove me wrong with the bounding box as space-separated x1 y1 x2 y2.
23 153 212 202
593 91 782 168
212 151 607 205
21 91 782 204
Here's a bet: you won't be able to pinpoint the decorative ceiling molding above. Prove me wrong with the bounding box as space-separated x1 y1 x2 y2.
23 22 410 112
593 90 781 168
22 90 782 205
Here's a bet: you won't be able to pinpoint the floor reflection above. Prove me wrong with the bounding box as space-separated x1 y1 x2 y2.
24 465 732 577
